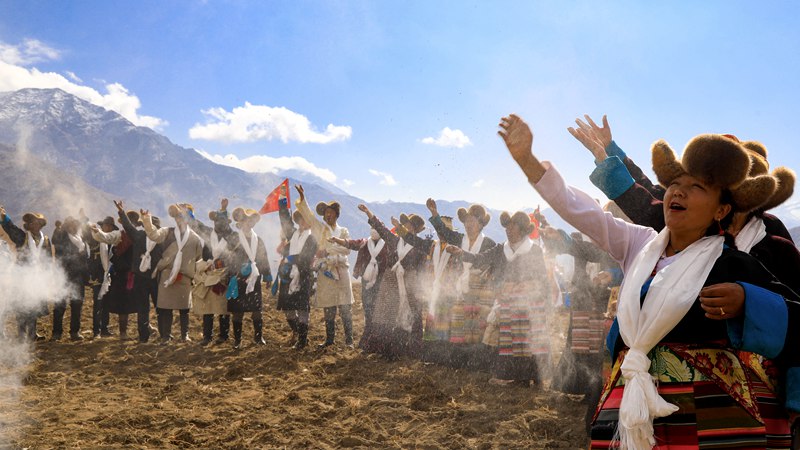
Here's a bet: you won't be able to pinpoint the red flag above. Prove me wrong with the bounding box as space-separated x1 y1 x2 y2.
528 213 540 239
259 179 290 214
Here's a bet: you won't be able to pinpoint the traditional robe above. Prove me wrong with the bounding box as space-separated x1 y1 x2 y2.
277 200 317 312
143 217 204 310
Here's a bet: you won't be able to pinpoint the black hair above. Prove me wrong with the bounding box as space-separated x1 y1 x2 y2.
703 188 737 249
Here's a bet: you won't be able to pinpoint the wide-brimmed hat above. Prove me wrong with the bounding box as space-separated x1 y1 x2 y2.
651 134 776 213
232 207 261 224
500 211 535 235
151 216 161 228
738 139 796 212
124 210 141 226
315 201 341 218
168 204 186 219
22 212 47 228
400 213 425 234
99 216 119 231
457 204 491 227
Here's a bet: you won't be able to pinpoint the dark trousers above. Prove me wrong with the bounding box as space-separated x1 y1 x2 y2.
91 284 111 335
17 312 39 341
137 293 151 342
53 300 83 336
157 308 189 341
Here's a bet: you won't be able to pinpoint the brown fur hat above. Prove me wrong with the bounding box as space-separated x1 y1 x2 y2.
457 204 491 227
651 134 775 212
399 213 425 234
167 204 184 219
315 201 341 218
759 166 796 212
500 211 535 235
208 210 231 223
22 212 47 228
742 141 769 176
232 207 261 224
125 210 141 227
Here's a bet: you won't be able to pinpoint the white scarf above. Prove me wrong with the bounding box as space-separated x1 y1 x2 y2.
735 216 767 254
458 232 485 294
238 228 260 294
615 229 723 449
99 243 112 299
392 239 415 332
163 226 192 287
362 236 385 290
430 241 451 304
503 237 534 262
209 230 227 260
68 232 88 257
26 231 45 262
138 226 158 273
288 228 311 294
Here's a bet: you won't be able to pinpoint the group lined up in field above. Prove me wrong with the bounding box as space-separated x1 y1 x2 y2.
2 113 800 447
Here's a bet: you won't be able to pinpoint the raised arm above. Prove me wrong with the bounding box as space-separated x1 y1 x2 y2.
0 206 26 248
140 209 170 243
278 197 296 240
426 198 465 246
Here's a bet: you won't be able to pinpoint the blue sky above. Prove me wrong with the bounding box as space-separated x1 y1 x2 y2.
2 1 800 217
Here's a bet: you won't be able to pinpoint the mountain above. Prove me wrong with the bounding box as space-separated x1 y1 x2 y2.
0 88 574 261
789 227 800 246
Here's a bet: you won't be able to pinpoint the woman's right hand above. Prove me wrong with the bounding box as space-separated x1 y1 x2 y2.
568 114 611 163
295 184 305 202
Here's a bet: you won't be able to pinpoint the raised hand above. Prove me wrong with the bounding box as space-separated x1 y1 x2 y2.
113 200 125 212
357 204 373 219
140 209 150 218
568 114 611 162
498 114 546 183
295 184 305 202
390 216 401 229
0 205 5 221
426 198 438 216
221 198 229 210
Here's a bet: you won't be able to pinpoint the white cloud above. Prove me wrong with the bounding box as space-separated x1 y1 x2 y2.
472 179 485 188
196 149 338 183
64 71 82 83
0 39 166 130
369 169 397 186
189 102 352 144
0 39 60 66
342 179 355 187
421 127 472 148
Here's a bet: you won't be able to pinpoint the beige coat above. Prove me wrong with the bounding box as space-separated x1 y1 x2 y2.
191 260 228 315
143 216 204 310
296 197 353 308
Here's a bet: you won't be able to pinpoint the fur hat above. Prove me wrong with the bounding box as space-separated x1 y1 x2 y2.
440 216 455 231
125 210 141 226
500 211 535 235
457 204 491 227
232 207 261 224
315 201 341 218
22 212 47 228
167 204 185 219
651 134 776 212
400 213 425 234
99 216 119 231
208 210 231 223
738 139 795 212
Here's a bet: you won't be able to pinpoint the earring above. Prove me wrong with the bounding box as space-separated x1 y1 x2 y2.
717 219 724 236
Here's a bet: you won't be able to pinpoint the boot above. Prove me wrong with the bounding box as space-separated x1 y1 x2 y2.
200 315 213 346
343 315 354 349
294 322 308 350
286 317 299 347
253 319 266 345
179 311 191 342
317 319 335 349
215 315 230 344
232 320 243 349
119 314 131 341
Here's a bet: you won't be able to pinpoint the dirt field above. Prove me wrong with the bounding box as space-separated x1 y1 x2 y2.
0 284 590 449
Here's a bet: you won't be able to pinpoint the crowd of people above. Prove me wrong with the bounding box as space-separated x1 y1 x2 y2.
1 112 800 447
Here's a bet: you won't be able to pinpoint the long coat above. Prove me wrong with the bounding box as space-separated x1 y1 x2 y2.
143 217 204 310
276 201 317 311
51 228 90 303
295 197 353 308
226 229 271 313
186 215 229 316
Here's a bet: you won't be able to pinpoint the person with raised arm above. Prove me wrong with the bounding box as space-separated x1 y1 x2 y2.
445 210 553 388
294 184 355 349
51 216 90 341
224 205 271 349
141 204 204 345
276 187 317 350
425 198 497 369
499 113 800 448
186 199 233 346
355 204 428 359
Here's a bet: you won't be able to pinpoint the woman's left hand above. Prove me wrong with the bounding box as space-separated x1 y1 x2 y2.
699 282 745 320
